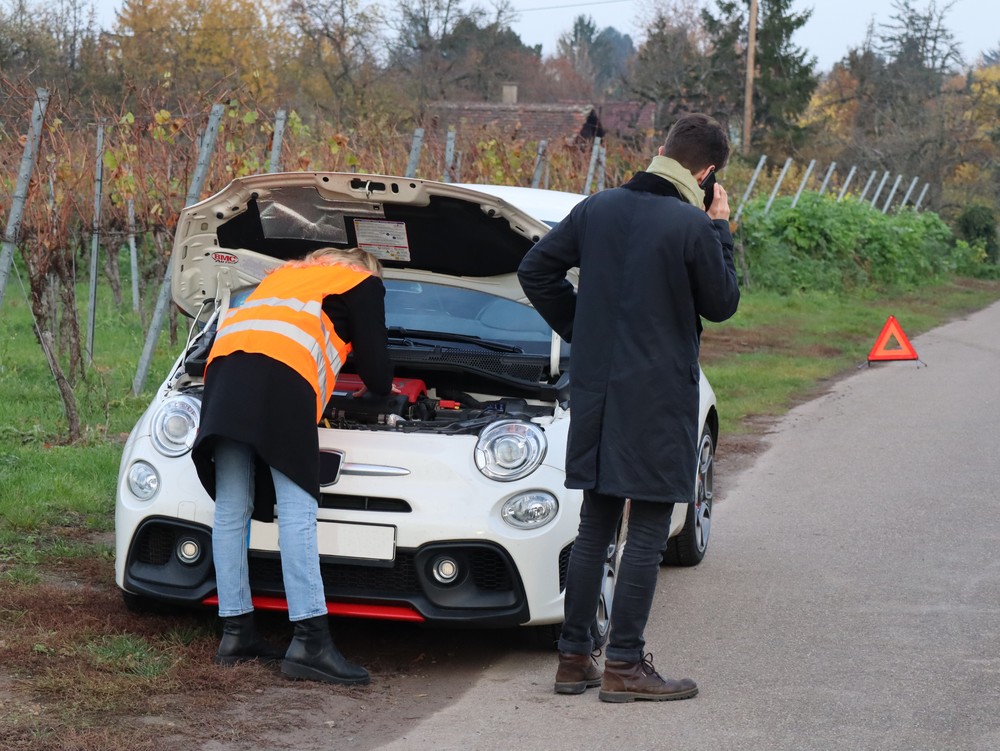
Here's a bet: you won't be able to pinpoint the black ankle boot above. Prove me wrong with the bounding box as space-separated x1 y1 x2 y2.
214 612 284 666
281 615 370 685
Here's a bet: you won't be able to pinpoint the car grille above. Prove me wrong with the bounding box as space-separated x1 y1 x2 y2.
319 495 412 512
248 547 513 596
134 525 176 565
470 551 513 591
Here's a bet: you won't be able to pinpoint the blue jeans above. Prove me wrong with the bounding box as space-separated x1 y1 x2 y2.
558 490 674 663
212 438 328 621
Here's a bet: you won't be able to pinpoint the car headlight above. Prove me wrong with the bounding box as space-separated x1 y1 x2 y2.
150 394 201 457
127 461 160 500
501 491 558 529
474 420 546 481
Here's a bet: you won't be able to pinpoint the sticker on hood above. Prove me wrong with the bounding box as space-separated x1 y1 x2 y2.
354 219 411 262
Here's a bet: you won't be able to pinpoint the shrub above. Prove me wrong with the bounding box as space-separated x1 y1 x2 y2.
736 192 994 292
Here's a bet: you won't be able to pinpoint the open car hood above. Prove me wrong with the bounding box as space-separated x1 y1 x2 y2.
170 172 552 318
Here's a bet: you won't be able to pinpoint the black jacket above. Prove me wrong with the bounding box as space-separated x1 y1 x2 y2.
517 172 740 502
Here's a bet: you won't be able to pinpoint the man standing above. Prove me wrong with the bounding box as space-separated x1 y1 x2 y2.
517 113 740 703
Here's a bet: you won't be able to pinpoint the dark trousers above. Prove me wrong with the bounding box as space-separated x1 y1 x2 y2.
557 490 674 663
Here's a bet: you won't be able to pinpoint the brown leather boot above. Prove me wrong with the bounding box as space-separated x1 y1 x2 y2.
554 650 603 694
599 653 698 702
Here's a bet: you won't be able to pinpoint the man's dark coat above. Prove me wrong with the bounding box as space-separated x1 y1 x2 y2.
517 172 740 503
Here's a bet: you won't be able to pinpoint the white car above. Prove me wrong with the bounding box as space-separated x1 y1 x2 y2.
114 173 718 644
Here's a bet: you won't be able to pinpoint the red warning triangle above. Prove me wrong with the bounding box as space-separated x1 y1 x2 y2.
867 315 918 362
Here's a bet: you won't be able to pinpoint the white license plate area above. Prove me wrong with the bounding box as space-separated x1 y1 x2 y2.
249 521 396 562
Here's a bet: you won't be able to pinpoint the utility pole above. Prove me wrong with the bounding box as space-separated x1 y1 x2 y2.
742 0 758 155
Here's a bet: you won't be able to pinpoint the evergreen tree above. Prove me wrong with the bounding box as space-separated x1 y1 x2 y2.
701 0 818 152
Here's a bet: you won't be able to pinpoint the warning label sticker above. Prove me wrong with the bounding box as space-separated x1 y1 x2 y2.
354 219 411 262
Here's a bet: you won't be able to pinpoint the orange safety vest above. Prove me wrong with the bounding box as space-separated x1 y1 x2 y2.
207 261 373 422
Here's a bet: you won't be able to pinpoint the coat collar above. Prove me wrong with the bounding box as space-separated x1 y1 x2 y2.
621 171 684 201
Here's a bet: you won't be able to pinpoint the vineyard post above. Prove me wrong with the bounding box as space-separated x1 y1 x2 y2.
764 157 792 214
530 140 547 188
837 165 858 202
899 176 920 209
133 103 225 395
791 158 816 208
858 170 877 202
128 198 139 312
268 109 287 173
734 153 766 222
441 128 456 183
405 128 424 178
881 174 903 214
85 121 105 366
869 171 890 209
817 162 836 196
913 182 930 211
0 88 48 310
583 136 602 194
596 145 607 192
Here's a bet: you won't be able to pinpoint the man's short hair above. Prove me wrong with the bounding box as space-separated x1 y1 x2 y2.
662 113 730 174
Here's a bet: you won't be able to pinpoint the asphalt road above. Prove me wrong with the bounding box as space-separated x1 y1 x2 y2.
375 300 1000 751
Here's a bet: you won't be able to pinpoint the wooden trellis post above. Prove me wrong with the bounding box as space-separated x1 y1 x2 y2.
584 137 602 194
133 104 225 395
791 159 816 208
0 88 48 310
85 121 105 366
837 165 858 202
734 154 766 222
817 162 836 196
405 128 424 178
764 157 792 214
268 109 287 173
531 140 548 189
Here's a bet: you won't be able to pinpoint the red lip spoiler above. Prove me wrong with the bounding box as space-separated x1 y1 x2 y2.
202 595 426 622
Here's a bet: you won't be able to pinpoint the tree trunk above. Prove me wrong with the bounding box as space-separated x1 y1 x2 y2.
25 247 82 443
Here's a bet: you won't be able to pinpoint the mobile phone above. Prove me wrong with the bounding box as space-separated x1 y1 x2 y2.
700 170 717 210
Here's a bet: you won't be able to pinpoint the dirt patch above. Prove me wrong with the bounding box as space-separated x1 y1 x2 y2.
0 571 521 751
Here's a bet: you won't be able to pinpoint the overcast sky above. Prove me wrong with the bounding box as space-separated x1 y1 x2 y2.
90 0 997 72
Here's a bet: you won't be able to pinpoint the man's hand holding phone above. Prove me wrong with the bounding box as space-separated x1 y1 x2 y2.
700 170 730 222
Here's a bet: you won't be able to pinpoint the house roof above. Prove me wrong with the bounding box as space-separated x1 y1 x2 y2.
594 101 657 135
426 100 658 145
426 102 598 144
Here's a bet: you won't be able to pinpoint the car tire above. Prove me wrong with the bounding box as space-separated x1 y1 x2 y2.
591 501 629 648
663 427 714 567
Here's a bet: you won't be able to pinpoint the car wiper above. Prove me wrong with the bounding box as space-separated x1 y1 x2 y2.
387 326 523 354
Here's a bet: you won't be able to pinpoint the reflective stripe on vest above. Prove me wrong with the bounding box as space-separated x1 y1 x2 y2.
207 263 372 422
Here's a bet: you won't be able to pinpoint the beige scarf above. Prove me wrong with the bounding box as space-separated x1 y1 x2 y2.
644 155 703 207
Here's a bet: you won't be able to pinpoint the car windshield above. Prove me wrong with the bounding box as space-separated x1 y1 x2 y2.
384 280 563 357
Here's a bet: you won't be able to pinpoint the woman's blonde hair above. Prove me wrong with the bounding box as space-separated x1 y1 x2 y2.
294 246 383 278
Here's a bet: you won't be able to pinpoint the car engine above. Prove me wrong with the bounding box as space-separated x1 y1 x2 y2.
323 374 554 435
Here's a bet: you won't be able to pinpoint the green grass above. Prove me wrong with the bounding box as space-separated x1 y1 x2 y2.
1 276 178 572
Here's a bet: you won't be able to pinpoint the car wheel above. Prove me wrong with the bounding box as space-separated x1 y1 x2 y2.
591 501 629 648
663 427 714 567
